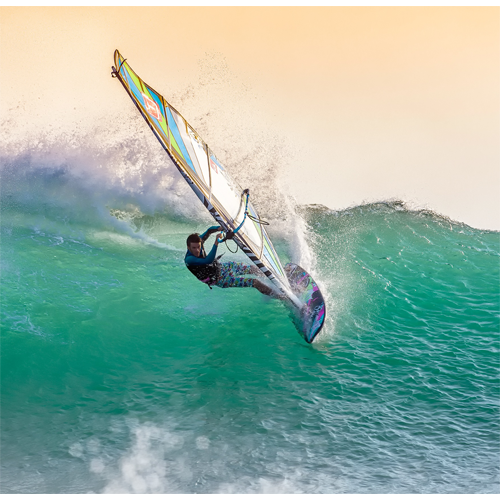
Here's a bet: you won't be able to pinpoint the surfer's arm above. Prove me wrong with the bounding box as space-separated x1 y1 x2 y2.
200 226 221 243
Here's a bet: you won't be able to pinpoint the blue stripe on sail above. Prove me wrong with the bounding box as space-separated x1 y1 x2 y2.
122 67 144 107
166 108 196 174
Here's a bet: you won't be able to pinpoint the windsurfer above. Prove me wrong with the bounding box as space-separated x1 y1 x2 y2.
184 226 275 296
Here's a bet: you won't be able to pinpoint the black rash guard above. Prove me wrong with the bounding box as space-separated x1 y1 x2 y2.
184 226 221 286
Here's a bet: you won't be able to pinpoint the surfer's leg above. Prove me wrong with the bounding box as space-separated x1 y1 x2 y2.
249 265 265 276
253 279 274 296
229 262 250 275
219 262 244 281
255 281 289 300
220 276 274 296
215 262 277 297
215 263 254 289
230 262 265 277
216 275 255 289
220 262 257 278
230 262 255 276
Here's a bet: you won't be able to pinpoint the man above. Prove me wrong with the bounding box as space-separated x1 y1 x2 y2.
184 225 276 296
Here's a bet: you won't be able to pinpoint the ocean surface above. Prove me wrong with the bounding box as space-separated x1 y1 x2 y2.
1 132 499 494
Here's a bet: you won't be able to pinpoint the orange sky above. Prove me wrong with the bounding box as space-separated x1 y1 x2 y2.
1 7 498 229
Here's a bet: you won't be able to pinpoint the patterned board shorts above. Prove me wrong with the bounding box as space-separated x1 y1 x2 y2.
215 262 256 288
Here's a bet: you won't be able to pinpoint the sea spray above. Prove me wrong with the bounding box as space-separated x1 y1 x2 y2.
2 116 499 494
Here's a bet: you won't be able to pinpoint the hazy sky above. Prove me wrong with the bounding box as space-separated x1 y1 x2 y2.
1 6 499 230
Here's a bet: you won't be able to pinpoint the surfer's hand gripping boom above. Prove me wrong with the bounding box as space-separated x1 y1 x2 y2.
215 232 225 245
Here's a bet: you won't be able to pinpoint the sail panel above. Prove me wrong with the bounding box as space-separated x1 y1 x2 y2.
187 127 212 191
113 50 292 294
166 107 196 174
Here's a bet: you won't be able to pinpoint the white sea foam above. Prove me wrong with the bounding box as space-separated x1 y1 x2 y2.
2 119 199 218
81 421 310 494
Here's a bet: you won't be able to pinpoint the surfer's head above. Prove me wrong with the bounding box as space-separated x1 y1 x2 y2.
187 233 202 257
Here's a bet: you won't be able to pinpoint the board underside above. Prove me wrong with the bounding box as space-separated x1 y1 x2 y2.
284 263 326 343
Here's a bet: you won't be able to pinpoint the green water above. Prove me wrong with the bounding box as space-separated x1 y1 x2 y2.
1 156 499 493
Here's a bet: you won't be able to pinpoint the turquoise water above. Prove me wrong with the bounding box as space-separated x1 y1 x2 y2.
1 145 499 493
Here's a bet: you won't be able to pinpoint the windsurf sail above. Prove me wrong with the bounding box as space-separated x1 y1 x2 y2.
111 50 325 341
